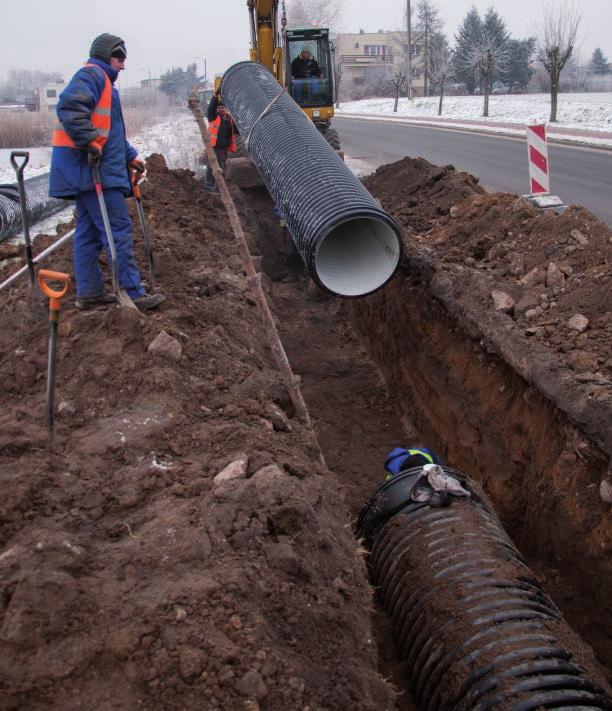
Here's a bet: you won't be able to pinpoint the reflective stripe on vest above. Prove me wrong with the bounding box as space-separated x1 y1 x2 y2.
52 64 112 150
208 116 237 152
385 448 435 480
407 448 434 464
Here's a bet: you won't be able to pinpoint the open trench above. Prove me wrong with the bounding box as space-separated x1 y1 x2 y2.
233 183 612 704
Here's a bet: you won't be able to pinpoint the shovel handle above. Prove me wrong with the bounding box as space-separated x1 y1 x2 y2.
38 269 70 315
10 151 30 177
131 168 143 199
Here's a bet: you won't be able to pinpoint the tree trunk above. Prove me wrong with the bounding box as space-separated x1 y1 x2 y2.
423 19 429 96
407 0 412 100
483 75 490 117
550 72 559 122
393 87 399 112
438 83 444 115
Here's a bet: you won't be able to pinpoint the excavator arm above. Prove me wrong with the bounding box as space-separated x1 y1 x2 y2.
247 0 284 83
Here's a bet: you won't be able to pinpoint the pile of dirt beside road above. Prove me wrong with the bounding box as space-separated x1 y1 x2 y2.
0 157 392 710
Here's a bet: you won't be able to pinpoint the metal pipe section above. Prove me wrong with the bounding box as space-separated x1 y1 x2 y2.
220 61 402 298
357 466 612 710
0 174 65 242
0 229 75 293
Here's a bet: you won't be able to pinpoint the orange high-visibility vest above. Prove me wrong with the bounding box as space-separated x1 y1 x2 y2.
52 64 112 150
208 116 237 153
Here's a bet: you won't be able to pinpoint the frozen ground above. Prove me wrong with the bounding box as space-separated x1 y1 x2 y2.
339 92 612 134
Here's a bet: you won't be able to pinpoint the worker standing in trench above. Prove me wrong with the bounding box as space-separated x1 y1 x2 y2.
49 33 165 311
204 91 239 192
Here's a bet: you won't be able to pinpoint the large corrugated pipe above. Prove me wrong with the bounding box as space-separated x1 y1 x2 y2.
0 173 64 242
220 61 402 298
357 466 612 710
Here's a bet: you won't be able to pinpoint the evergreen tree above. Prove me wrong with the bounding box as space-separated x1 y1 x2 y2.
506 37 535 92
159 63 201 102
453 7 482 94
481 7 510 84
590 47 609 75
415 0 442 96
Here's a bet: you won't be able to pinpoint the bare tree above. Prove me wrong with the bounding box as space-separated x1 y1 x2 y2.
537 1 581 122
429 35 453 115
0 69 62 102
286 0 343 28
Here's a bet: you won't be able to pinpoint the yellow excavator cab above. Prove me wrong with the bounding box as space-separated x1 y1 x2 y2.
241 0 339 147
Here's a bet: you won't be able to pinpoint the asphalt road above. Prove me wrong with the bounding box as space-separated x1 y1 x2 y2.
335 117 612 226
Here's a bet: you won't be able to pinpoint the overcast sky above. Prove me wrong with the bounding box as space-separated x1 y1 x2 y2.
1 1 610 88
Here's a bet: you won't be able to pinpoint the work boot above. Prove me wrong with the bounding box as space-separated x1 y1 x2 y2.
75 293 117 310
134 292 166 310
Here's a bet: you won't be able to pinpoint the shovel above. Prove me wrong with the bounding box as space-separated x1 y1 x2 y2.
89 159 137 309
10 150 47 318
38 268 70 449
131 168 156 290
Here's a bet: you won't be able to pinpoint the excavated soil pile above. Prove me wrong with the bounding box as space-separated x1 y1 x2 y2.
354 157 612 672
0 157 394 710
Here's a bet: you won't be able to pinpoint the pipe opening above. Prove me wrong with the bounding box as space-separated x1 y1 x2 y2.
314 217 400 297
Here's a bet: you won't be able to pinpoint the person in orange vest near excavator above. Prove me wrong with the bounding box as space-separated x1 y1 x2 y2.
204 90 239 192
49 33 165 310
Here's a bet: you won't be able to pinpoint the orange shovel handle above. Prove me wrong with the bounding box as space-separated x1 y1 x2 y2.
131 168 143 199
38 269 70 314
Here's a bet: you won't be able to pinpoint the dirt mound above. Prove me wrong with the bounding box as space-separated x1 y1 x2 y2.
363 157 484 235
424 192 611 373
365 157 612 436
0 157 392 710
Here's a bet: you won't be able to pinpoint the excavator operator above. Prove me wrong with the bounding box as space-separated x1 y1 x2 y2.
291 47 321 103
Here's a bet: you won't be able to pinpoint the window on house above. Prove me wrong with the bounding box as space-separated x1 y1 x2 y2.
46 89 57 98
364 45 384 56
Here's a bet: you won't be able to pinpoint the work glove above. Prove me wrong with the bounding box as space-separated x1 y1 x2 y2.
130 158 145 173
87 144 102 167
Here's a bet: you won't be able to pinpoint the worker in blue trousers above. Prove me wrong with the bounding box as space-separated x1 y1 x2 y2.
49 33 165 311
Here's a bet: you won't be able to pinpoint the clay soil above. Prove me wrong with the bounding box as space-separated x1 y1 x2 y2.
0 150 610 710
0 157 395 710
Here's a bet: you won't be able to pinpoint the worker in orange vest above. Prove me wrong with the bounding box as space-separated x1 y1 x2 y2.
49 33 164 310
204 90 239 192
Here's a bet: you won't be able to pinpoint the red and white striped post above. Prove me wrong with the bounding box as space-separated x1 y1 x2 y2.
526 124 550 195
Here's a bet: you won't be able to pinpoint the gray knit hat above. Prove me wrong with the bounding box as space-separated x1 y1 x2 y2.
90 33 126 64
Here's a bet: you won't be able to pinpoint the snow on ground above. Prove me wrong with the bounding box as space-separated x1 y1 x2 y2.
338 92 612 133
129 111 203 173
0 147 52 185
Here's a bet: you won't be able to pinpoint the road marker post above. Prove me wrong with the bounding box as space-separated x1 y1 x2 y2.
523 124 565 211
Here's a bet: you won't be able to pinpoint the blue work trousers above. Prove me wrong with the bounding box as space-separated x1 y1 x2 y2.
73 189 144 299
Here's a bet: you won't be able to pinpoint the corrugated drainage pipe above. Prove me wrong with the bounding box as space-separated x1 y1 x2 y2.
0 173 64 242
220 61 402 297
357 466 612 710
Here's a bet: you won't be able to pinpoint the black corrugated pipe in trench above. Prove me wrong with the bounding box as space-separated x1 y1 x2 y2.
357 465 612 710
220 61 402 298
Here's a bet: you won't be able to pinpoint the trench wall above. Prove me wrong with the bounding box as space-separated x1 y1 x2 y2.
349 257 612 671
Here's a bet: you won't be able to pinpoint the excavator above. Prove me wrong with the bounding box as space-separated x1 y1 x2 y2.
217 0 340 150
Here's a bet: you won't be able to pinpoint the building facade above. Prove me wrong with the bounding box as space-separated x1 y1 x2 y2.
337 30 425 98
38 81 65 112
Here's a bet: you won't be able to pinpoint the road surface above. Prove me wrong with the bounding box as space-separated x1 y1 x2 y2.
336 117 612 226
